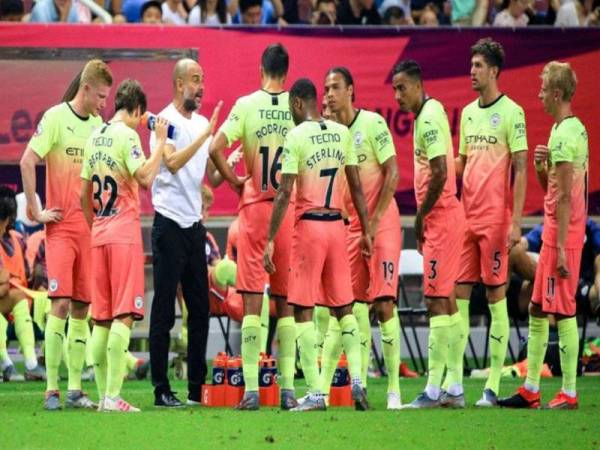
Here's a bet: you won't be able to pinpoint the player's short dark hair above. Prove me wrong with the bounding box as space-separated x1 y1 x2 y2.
326 66 355 101
240 0 262 14
471 37 505 76
0 186 17 222
261 44 289 79
392 59 422 81
114 79 147 115
289 78 317 103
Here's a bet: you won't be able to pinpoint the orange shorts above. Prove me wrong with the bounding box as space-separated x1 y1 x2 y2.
422 206 465 298
236 201 293 298
91 243 145 321
347 214 401 302
531 244 582 317
46 231 92 303
457 220 510 286
288 215 354 309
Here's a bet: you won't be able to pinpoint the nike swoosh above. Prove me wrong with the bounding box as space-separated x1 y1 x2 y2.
382 339 394 346
342 330 356 337
75 339 87 345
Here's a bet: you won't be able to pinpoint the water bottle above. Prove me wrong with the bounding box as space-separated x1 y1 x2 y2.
226 356 245 387
259 353 276 387
142 112 178 140
212 352 227 385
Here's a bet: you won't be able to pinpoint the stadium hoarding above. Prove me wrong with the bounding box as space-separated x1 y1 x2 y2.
0 24 598 216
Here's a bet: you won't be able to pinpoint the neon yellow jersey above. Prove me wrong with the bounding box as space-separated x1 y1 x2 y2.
81 121 145 247
219 90 294 208
542 116 588 249
282 119 356 218
413 98 459 212
345 109 397 226
459 94 528 224
28 102 102 232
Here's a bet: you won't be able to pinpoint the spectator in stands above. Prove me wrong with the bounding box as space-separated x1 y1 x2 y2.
0 0 25 21
419 2 440 23
30 0 82 22
451 0 487 24
493 0 529 25
382 5 413 22
311 0 337 23
162 0 188 24
554 0 586 25
189 0 232 24
141 0 162 22
235 0 284 24
337 0 382 23
379 0 412 20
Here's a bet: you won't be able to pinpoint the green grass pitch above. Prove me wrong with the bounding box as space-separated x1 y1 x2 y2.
1 376 599 449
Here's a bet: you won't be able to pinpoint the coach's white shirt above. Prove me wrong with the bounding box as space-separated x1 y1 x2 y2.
150 103 211 228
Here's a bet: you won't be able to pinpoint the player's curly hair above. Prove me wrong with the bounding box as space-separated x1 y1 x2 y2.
290 78 317 102
542 61 577 102
114 79 147 115
471 38 505 76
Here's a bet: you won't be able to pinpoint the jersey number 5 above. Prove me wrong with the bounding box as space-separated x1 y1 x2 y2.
259 145 283 191
91 174 118 217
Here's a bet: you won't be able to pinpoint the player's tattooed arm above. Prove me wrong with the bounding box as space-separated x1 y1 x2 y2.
345 165 372 257
369 156 399 240
209 133 248 194
555 160 574 279
264 174 296 274
206 146 243 188
415 155 446 249
510 150 528 249
80 179 94 229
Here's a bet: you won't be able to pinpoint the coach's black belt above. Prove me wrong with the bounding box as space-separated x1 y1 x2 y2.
300 211 342 221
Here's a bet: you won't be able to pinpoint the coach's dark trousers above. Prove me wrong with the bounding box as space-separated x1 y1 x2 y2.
149 212 209 399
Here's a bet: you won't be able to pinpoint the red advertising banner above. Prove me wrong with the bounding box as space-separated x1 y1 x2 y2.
0 24 598 216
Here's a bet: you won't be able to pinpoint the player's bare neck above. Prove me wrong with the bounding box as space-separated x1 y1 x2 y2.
262 78 285 94
337 105 357 127
69 96 89 119
478 86 501 108
554 103 573 125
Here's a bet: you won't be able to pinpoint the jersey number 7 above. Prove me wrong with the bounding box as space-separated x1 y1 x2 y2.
320 167 338 209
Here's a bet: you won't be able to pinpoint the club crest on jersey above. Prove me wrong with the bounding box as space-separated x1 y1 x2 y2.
134 296 144 309
34 123 43 137
354 131 363 146
49 279 58 293
130 146 142 159
490 113 501 129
